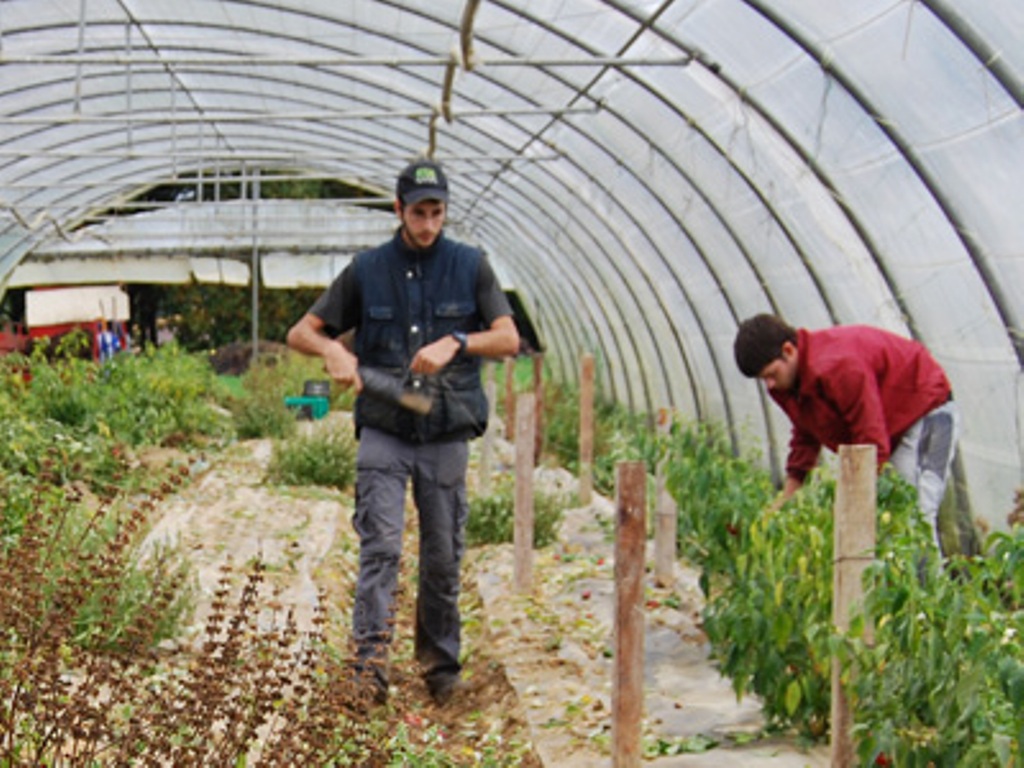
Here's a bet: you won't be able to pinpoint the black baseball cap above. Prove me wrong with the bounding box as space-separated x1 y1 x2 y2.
396 160 449 205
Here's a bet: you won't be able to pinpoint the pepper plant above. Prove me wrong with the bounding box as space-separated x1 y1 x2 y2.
844 524 1024 767
663 418 1021 761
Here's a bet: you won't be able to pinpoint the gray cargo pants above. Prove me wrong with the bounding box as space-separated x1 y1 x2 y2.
890 399 961 556
351 427 469 690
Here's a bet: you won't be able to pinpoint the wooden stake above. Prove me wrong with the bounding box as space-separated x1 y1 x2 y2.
504 357 516 440
831 444 877 767
578 353 595 506
513 392 536 593
654 408 677 587
532 353 544 465
613 460 646 768
480 362 496 495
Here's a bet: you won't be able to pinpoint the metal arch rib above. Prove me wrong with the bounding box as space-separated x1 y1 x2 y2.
920 0 1023 107
743 0 1024 366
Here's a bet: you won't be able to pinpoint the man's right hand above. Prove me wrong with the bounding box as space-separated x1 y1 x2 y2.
766 475 803 514
323 341 361 392
766 492 788 515
286 313 362 392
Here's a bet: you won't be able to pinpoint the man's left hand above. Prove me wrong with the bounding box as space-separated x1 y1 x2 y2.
410 336 461 375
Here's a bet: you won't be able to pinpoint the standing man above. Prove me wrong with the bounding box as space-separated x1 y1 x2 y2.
733 314 960 556
287 159 519 706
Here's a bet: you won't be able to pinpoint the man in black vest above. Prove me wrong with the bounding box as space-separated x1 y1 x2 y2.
287 160 519 707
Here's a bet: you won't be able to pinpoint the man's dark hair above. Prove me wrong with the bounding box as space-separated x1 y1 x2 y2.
733 314 798 377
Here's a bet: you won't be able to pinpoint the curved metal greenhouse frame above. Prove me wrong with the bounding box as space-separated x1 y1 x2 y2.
0 0 1020 533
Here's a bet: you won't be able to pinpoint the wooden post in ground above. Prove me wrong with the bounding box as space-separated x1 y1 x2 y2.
613 460 646 768
480 362 496 495
513 392 536 593
654 408 677 587
831 444 877 767
578 353 595 506
532 353 545 465
505 357 516 440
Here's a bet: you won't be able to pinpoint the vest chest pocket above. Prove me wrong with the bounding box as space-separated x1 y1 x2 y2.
434 301 474 338
434 303 477 342
434 301 473 319
363 305 403 355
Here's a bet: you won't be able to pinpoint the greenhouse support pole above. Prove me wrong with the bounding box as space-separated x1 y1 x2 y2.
613 460 646 768
579 353 595 506
513 392 535 593
250 168 261 363
831 444 877 767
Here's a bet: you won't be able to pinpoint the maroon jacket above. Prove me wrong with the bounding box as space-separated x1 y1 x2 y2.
771 326 951 482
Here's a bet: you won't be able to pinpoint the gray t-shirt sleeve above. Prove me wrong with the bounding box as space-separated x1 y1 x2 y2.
476 255 513 326
309 261 359 338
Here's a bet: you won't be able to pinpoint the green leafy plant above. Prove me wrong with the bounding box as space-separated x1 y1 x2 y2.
266 419 357 491
663 419 775 596
669 421 1022 761
467 475 567 549
844 524 1024 767
0 341 232 515
229 358 298 439
97 341 234 446
2 338 232 450
693 468 941 740
700 472 838 738
227 349 342 440
232 390 298 439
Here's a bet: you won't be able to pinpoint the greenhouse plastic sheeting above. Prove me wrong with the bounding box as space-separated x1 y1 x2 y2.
0 0 1020 533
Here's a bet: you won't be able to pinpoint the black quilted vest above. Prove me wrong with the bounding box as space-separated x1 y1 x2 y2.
353 231 488 442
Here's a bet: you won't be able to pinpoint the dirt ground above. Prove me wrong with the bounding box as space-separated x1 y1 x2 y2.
139 413 828 767
140 414 543 765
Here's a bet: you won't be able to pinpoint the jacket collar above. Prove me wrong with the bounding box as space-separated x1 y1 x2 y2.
395 227 444 260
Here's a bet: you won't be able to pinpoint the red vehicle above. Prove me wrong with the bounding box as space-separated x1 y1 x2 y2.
2 285 131 361
0 320 30 355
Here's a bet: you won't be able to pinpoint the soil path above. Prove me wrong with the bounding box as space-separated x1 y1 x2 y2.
140 414 829 766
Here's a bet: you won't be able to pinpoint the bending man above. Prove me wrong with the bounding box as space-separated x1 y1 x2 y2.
733 313 960 556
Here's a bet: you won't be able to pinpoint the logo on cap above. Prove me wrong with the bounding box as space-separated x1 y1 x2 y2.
397 160 448 204
414 167 439 186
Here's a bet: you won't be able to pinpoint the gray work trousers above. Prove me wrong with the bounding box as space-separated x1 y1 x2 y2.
351 427 469 689
890 399 961 556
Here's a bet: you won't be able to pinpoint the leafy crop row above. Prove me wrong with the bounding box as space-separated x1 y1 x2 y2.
661 418 1022 764
0 340 537 765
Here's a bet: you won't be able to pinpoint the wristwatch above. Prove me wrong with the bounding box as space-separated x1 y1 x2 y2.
451 331 469 355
